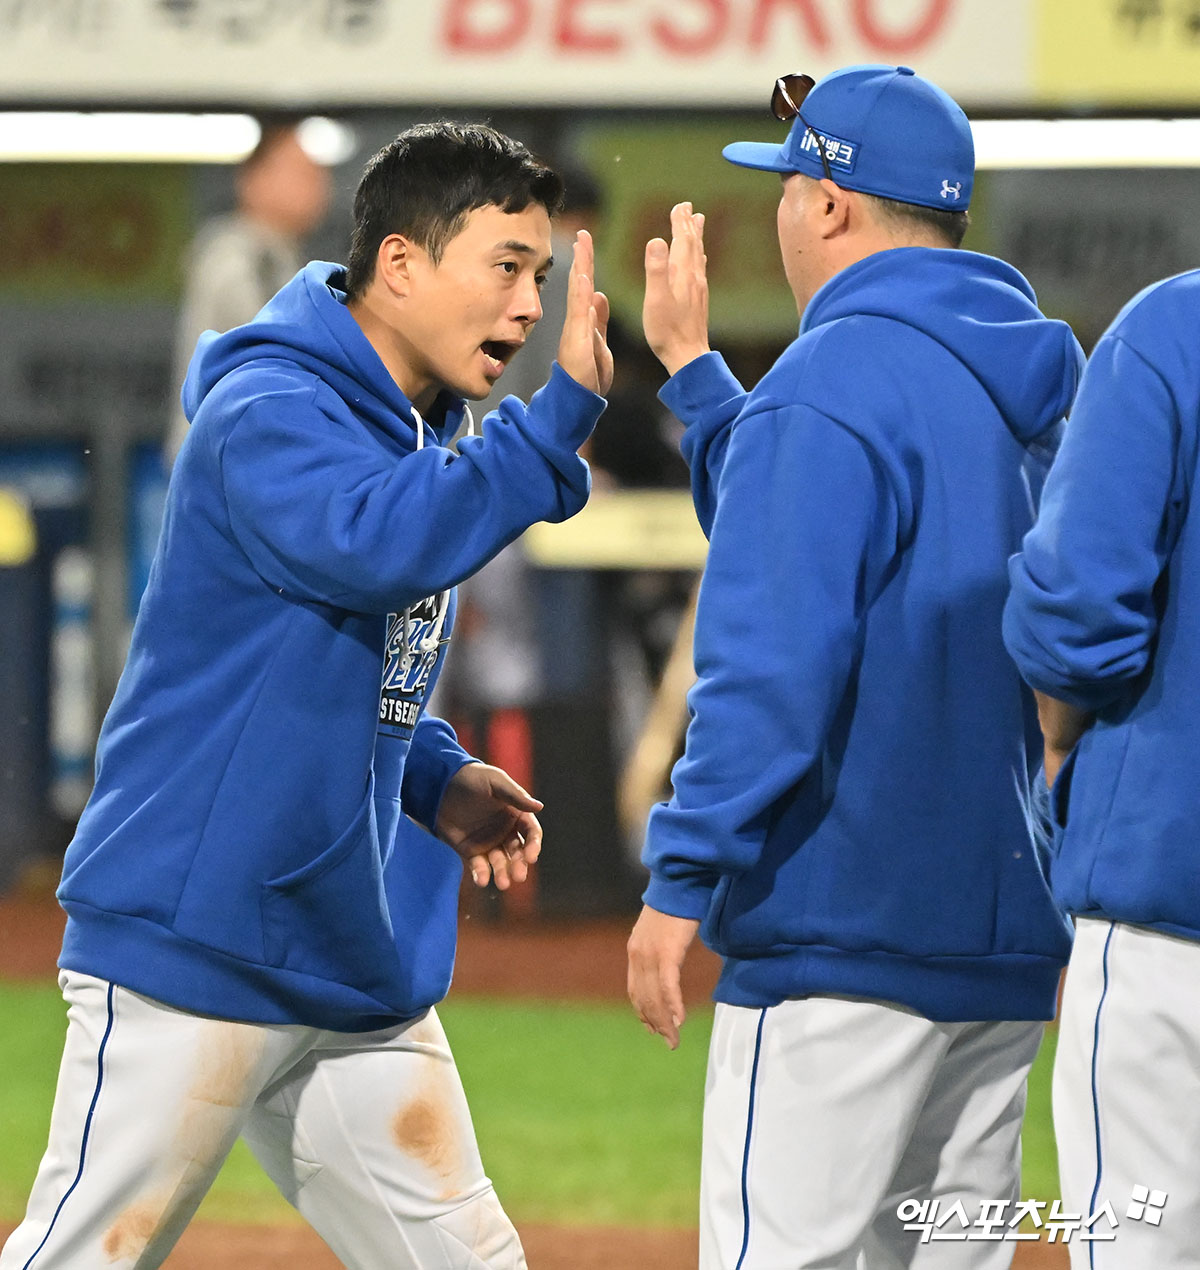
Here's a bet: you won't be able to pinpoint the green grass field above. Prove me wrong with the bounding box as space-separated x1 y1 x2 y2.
0 983 1059 1228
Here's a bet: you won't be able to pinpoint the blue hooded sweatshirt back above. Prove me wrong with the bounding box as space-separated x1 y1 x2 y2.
644 248 1082 1022
58 263 601 1030
1005 269 1200 939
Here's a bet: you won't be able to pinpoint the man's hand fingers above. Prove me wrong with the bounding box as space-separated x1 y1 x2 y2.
558 232 606 393
485 766 544 812
679 206 706 286
641 958 685 1049
593 291 610 341
627 955 683 1050
644 240 669 330
501 844 529 886
670 201 693 239
668 202 693 285
643 241 669 337
659 968 686 1045
626 906 700 1049
569 261 592 337
488 846 513 891
469 855 490 888
630 980 681 1049
592 294 614 397
670 202 705 282
516 811 543 863
574 227 595 286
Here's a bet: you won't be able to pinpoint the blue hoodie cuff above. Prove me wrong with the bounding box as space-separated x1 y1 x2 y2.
401 723 476 831
658 352 743 428
1015 667 1123 714
522 363 607 453
642 872 718 923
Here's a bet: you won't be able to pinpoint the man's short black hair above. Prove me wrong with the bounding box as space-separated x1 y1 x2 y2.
860 191 970 248
344 122 564 299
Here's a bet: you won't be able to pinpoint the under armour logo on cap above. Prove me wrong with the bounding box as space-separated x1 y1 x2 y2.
940 180 962 201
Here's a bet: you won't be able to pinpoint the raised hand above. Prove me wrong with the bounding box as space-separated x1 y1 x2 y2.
557 229 614 397
643 202 710 378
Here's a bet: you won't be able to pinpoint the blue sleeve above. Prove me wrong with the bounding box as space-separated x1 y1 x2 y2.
400 714 476 831
1004 335 1182 710
221 364 604 612
658 353 748 538
642 405 900 919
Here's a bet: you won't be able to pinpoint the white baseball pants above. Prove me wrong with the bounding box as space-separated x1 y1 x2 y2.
700 996 1045 1269
1055 917 1200 1269
0 971 524 1270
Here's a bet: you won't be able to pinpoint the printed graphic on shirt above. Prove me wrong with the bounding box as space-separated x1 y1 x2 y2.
378 595 445 738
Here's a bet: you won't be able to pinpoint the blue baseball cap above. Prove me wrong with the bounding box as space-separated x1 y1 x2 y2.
723 64 974 211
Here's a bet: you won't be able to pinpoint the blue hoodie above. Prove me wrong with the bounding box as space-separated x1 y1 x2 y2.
644 248 1082 1023
1005 269 1200 940
58 262 603 1031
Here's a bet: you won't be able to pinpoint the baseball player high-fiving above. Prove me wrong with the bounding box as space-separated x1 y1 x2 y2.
1 122 611 1270
628 65 1081 1269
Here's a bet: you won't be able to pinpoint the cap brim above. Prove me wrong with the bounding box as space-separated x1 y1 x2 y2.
722 140 793 172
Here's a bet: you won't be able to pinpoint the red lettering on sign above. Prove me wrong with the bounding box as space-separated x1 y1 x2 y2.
443 0 530 52
852 0 952 55
439 0 954 64
652 0 729 56
748 0 830 52
555 0 624 52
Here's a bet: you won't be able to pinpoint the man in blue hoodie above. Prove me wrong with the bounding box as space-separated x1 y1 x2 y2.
1005 272 1200 1268
1 123 610 1270
626 67 1082 1267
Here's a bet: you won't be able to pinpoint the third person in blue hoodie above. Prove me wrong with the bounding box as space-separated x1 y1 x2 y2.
1005 271 1200 1269
626 66 1082 1269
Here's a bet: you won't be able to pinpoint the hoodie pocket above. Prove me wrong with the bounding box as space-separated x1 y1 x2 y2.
260 778 398 989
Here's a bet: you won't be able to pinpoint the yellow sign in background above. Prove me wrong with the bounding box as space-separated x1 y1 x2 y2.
1036 0 1200 105
524 491 708 570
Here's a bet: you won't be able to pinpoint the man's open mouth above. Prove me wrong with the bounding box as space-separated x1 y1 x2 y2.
481 340 522 375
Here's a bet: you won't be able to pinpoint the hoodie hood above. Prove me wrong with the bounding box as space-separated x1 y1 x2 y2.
181 261 467 447
802 247 1083 444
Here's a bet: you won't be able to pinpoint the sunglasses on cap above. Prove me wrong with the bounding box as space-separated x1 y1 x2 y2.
771 72 835 184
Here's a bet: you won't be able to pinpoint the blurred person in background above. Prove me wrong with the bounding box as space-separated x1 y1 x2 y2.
1 121 611 1270
163 116 332 465
1005 269 1200 1268
627 65 1081 1268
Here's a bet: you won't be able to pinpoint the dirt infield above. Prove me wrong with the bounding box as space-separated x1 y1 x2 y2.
0 1220 697 1269
0 883 1066 1268
0 880 721 1001
0 1218 1069 1268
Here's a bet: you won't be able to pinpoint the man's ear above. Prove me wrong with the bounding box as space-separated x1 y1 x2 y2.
814 179 852 240
376 233 416 298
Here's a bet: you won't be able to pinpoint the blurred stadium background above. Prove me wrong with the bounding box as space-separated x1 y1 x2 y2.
2 1 1197 1264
